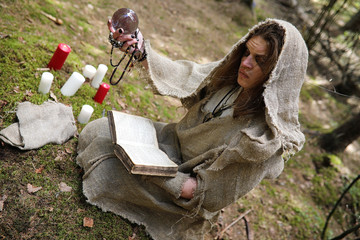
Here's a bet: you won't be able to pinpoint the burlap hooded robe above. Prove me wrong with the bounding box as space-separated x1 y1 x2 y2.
76 19 308 240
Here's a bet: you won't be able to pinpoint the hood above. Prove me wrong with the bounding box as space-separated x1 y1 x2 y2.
145 19 308 154
222 19 308 154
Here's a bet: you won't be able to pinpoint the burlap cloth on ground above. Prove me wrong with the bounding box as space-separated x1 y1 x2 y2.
0 101 77 150
76 19 308 240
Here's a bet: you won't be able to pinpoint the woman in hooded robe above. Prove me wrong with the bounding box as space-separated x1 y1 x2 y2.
76 18 308 240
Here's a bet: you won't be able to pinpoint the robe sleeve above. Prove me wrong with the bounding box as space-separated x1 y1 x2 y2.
144 125 283 211
144 40 220 99
143 171 191 199
192 126 284 212
194 147 283 212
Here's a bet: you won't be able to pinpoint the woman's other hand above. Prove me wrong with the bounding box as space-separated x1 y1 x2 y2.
181 177 197 199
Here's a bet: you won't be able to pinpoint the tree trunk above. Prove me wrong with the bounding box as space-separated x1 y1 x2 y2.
342 10 360 33
319 112 360 153
241 0 253 8
334 76 360 96
231 0 254 9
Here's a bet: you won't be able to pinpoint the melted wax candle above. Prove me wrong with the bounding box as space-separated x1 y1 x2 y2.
78 105 94 124
38 72 54 94
60 72 85 96
94 83 110 104
48 43 71 70
91 64 108 89
83 65 96 79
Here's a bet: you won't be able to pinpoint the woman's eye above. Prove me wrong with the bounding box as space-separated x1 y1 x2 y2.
244 49 250 56
255 56 266 65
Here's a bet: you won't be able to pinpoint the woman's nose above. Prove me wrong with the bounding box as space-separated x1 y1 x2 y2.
241 55 253 68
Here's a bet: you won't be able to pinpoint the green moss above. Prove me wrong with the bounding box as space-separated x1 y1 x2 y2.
77 20 92 33
260 180 277 197
254 1 273 22
160 49 169 56
81 42 106 58
328 154 342 166
300 81 327 101
1 0 358 239
311 168 339 208
287 204 323 238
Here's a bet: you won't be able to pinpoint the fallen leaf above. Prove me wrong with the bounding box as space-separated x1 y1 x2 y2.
50 91 58 102
0 195 8 211
117 99 127 109
13 86 20 93
25 90 34 97
83 217 94 228
18 36 26 43
26 17 34 23
128 107 137 112
77 208 85 213
69 24 77 31
0 34 10 39
65 148 72 154
27 183 42 193
35 166 44 174
0 100 8 107
59 182 72 192
128 233 137 240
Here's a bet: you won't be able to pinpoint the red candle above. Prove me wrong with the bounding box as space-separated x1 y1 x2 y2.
94 83 110 104
48 43 71 70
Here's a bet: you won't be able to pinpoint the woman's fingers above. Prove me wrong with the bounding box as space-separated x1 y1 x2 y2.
115 33 133 42
121 38 138 52
107 19 115 33
137 31 144 50
108 20 126 39
108 20 143 53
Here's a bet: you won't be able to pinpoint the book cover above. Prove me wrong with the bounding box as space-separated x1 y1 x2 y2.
108 110 178 177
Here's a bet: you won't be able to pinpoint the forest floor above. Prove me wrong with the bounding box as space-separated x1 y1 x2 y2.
1 0 360 239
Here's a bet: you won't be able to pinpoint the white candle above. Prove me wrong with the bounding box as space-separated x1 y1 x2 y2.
91 64 108 89
78 105 94 124
60 72 85 96
38 72 54 94
83 65 96 79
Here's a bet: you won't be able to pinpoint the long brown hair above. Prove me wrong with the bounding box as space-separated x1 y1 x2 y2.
209 22 285 117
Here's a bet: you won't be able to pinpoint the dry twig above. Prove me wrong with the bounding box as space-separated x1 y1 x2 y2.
243 216 253 240
216 209 252 239
40 11 63 25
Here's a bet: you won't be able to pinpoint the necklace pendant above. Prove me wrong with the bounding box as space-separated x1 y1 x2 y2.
203 112 214 123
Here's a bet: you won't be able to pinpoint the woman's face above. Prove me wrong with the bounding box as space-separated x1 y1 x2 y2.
237 36 269 90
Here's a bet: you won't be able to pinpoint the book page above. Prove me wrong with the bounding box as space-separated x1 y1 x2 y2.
111 111 158 147
120 143 178 167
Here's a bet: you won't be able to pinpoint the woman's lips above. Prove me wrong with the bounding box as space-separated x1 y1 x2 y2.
239 70 249 79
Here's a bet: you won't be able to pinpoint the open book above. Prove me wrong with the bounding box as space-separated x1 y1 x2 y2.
107 110 178 177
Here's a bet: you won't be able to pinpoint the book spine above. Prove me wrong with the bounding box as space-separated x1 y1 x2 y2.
114 146 134 173
107 110 116 144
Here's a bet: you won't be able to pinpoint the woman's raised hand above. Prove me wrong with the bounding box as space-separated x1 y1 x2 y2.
107 19 144 54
